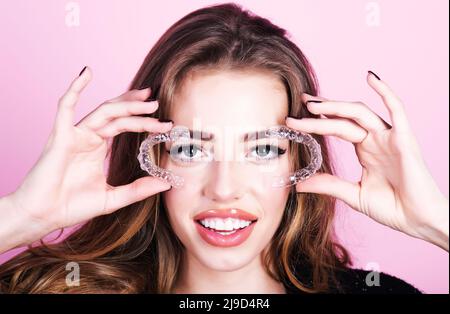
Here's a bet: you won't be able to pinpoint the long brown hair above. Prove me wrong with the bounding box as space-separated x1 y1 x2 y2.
0 2 351 293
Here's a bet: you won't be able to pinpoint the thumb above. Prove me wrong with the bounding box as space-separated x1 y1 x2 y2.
296 173 361 210
104 176 171 214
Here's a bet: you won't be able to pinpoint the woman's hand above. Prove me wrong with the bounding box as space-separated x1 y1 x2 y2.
286 71 449 251
0 66 173 253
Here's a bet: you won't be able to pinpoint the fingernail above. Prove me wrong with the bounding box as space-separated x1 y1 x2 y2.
158 118 173 124
368 70 381 80
138 86 150 90
79 66 87 76
305 100 322 104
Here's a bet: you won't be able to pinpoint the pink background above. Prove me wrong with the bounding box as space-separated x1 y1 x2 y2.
0 0 448 293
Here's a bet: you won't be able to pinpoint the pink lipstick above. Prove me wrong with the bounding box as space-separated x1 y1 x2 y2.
193 208 258 247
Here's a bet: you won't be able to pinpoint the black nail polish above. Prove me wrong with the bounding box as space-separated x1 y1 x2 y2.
158 118 173 123
368 70 381 80
79 66 87 76
138 86 149 90
305 100 323 104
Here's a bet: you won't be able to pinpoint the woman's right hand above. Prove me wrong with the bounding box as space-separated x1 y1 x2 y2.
1 66 173 251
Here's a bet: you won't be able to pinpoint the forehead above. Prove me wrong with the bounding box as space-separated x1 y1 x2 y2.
169 68 289 132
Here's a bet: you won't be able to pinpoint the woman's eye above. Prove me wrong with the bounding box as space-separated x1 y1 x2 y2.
249 144 286 161
169 143 203 162
168 143 285 163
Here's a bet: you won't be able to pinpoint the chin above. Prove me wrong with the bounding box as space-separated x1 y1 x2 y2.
190 244 260 271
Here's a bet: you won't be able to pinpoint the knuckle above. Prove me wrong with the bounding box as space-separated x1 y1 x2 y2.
96 103 115 117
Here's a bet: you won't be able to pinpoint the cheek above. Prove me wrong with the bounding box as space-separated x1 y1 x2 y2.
162 187 200 239
256 186 290 229
252 157 291 213
252 159 291 238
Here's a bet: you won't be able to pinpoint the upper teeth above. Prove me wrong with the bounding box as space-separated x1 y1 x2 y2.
199 218 252 231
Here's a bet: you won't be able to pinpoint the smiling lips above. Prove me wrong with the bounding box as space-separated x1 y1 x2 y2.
193 208 258 247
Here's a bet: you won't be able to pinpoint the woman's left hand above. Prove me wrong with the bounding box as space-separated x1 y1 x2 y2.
286 71 449 251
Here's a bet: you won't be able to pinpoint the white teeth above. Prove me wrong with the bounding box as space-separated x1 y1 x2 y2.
240 220 250 228
215 220 225 230
198 217 254 231
224 218 233 231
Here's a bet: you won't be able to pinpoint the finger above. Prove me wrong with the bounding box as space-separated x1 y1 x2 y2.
296 173 361 211
367 71 411 132
285 116 368 143
305 100 390 133
76 100 159 130
301 93 328 104
54 66 92 132
95 116 173 138
301 93 353 120
106 87 152 103
103 176 171 214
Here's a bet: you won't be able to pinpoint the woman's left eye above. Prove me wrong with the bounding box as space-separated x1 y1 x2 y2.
248 144 286 161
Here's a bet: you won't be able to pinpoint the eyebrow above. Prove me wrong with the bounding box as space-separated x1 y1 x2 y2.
189 129 271 142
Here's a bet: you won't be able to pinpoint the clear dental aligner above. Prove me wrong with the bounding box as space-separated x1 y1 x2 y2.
265 126 323 188
137 126 189 188
137 125 323 189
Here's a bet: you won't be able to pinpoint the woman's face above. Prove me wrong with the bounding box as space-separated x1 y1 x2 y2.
162 68 291 271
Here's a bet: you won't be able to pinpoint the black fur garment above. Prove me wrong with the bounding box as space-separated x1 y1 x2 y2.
284 268 422 294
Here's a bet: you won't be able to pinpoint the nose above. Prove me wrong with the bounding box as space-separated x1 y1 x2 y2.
203 161 246 202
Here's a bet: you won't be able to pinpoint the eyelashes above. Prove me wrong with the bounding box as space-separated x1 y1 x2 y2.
168 143 203 163
166 143 287 163
249 144 287 161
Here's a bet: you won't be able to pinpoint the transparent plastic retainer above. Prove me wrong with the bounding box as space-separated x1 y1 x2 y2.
137 125 323 189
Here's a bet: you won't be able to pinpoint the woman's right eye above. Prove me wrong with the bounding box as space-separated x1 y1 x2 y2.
168 143 204 163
